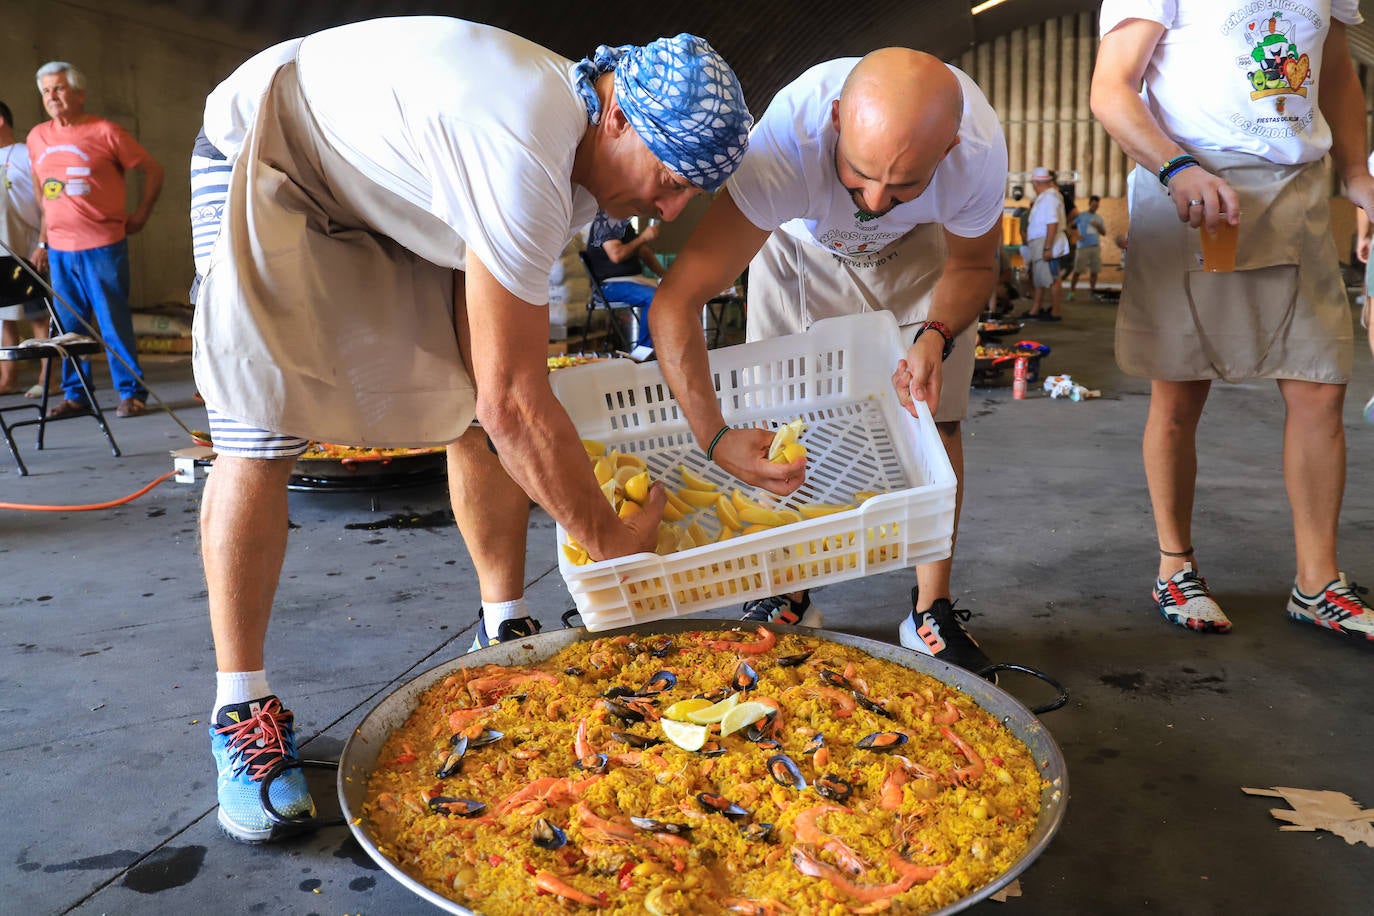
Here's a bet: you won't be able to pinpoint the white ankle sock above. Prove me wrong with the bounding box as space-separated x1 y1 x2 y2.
214 670 271 720
481 597 527 637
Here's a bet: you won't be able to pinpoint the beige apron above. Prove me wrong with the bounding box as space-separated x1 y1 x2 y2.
1117 149 1351 384
192 60 477 447
746 222 977 422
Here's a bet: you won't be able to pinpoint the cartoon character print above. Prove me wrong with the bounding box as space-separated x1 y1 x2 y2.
1244 13 1311 100
41 177 64 201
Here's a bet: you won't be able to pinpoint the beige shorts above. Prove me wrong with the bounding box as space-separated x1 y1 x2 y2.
1074 245 1102 274
746 225 975 422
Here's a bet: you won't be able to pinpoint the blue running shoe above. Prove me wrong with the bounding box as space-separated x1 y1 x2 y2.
210 696 316 843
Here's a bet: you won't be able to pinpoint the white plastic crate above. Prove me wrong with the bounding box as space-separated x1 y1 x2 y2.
549 311 956 630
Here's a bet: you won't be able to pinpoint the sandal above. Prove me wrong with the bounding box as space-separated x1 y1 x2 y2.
24 384 52 399
47 398 90 419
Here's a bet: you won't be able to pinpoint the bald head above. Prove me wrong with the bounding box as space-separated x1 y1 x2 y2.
832 49 964 217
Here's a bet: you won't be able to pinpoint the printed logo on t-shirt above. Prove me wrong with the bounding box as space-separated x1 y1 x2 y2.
1226 8 1319 140
817 227 904 263
41 177 64 200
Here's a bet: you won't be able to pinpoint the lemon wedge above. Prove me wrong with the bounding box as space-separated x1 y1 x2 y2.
680 465 718 492
719 700 776 737
674 487 720 508
661 718 709 752
625 470 651 504
685 692 741 724
582 439 608 458
716 494 742 531
664 698 714 720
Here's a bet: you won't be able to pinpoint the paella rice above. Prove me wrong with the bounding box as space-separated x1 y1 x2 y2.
363 628 1046 914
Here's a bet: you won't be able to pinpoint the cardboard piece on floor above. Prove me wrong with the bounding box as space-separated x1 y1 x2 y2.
991 879 1023 902
1242 786 1374 847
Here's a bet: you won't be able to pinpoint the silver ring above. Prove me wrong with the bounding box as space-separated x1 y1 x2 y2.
1188 199 1204 207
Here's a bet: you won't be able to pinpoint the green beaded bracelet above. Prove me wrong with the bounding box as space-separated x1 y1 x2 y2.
705 425 731 462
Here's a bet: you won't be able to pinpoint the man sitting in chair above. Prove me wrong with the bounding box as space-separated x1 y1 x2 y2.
584 210 665 351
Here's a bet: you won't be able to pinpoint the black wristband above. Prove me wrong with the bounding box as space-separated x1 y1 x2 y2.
1158 154 1199 187
705 425 730 462
913 320 955 361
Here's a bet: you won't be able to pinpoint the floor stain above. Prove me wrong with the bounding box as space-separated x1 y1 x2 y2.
43 850 140 872
1100 671 1145 691
345 509 454 531
122 845 206 893
334 837 381 871
300 878 323 892
349 876 376 892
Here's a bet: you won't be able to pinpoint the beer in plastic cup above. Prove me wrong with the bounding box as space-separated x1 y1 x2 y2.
1201 219 1239 273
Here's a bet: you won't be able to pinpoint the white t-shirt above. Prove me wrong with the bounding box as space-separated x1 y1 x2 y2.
0 142 41 250
727 59 1007 264
1025 188 1070 257
202 17 598 305
1100 0 1363 165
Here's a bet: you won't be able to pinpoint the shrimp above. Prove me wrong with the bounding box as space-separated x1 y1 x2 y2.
446 704 498 732
575 801 639 843
466 669 558 705
786 685 857 719
792 804 869 875
880 756 939 811
932 700 961 726
534 870 608 908
791 847 942 904
941 726 985 785
706 625 778 655
574 718 597 760
723 898 793 914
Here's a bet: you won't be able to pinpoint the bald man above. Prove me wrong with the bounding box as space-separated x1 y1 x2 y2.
651 49 1008 676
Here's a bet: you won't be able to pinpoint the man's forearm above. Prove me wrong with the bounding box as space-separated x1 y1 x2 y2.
926 262 995 335
134 161 164 218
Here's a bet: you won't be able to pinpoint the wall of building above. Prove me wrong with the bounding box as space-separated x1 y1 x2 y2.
0 0 270 306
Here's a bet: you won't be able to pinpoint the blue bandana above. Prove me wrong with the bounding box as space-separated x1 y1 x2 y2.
573 34 751 193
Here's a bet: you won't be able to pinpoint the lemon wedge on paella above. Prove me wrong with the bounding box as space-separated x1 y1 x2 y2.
719 700 777 737
660 718 710 752
664 697 714 721
684 692 741 725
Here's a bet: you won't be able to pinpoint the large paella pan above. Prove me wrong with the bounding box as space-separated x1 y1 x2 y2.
338 621 1067 914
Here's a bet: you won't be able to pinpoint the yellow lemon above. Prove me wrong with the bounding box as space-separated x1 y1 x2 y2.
731 488 765 514
616 452 647 470
661 718 709 752
854 490 881 503
679 465 718 492
798 503 853 519
685 692 741 724
739 505 786 527
561 542 590 566
625 470 651 504
582 439 607 458
719 700 777 737
674 487 719 509
618 500 642 519
716 495 742 531
664 698 714 721
593 457 615 486
779 442 807 464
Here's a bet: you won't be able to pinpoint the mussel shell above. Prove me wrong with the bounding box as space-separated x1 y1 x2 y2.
731 661 759 692
697 741 727 757
814 775 854 801
697 792 750 820
436 748 465 779
504 693 528 704
754 737 783 750
856 731 909 752
802 733 825 755
740 822 775 843
818 669 853 690
646 638 674 658
602 685 637 700
744 714 777 743
602 697 647 723
564 666 585 676
854 693 894 719
429 796 486 817
630 816 692 835
695 687 733 704
532 818 567 849
766 754 806 790
638 670 678 696
776 650 814 667
610 731 663 749
574 753 609 773
467 728 505 748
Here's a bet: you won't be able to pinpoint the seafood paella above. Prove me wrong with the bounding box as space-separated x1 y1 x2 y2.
363 628 1046 914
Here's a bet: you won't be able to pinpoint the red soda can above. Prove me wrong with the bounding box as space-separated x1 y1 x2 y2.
1012 356 1028 400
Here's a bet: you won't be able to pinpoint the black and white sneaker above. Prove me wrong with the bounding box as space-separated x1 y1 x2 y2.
741 590 823 627
899 589 993 679
470 611 542 652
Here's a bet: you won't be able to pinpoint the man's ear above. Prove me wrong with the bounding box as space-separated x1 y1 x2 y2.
830 99 841 132
603 96 632 138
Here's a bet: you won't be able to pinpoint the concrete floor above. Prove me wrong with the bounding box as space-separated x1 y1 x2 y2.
2 300 1372 915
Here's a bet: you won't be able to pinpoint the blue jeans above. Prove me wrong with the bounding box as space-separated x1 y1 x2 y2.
602 280 656 348
49 240 147 403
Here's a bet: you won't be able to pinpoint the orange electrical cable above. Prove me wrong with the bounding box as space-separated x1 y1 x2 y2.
0 470 179 511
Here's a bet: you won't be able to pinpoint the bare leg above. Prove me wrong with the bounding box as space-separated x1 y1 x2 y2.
1277 378 1344 593
1143 379 1211 580
33 318 56 393
447 426 531 602
1028 284 1044 315
915 421 964 609
1049 276 1064 317
201 455 297 672
0 320 17 391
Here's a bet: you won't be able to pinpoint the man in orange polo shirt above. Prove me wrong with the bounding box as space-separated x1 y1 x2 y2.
28 60 163 418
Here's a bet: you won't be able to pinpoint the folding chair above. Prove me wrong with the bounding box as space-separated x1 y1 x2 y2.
578 251 640 354
702 289 744 348
0 255 120 476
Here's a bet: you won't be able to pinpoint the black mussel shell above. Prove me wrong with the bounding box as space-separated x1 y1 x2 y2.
856 731 909 752
646 638 674 658
731 661 759 692
854 693 894 719
697 792 750 820
695 687 733 704
776 650 814 667
467 728 505 748
815 775 854 802
532 818 567 849
565 666 585 676
755 737 782 750
802 733 825 755
429 796 485 817
505 693 528 704
574 753 609 773
602 697 646 723
611 731 663 749
766 754 806 790
818 669 852 690
698 740 727 757
638 670 678 696
745 713 778 743
630 816 692 835
740 822 775 842
436 748 465 779
602 685 637 700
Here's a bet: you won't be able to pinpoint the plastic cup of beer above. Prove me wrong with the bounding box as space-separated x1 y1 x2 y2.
1201 218 1239 273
